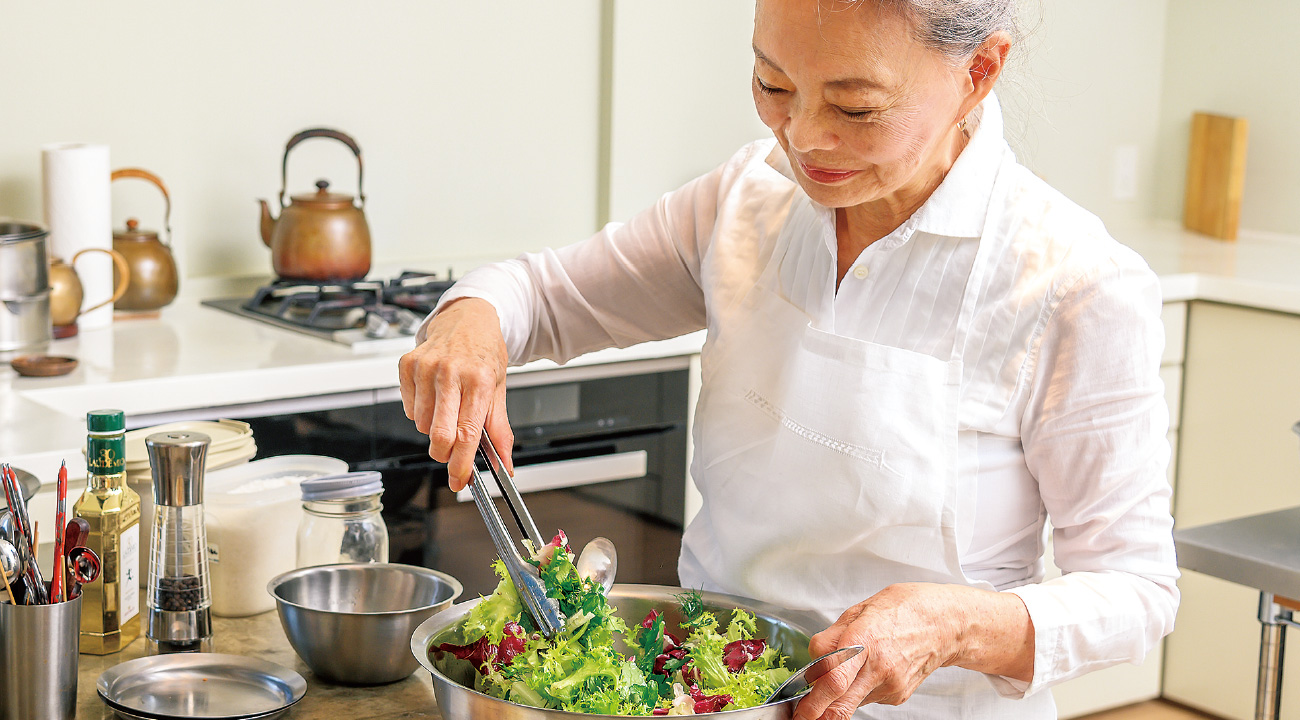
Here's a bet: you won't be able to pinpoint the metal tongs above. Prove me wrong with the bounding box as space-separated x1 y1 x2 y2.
468 435 566 638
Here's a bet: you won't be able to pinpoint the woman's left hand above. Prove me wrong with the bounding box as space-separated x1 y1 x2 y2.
792 583 1035 720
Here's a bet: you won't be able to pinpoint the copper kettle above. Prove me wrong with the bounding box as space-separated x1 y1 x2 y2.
112 168 179 312
257 128 371 281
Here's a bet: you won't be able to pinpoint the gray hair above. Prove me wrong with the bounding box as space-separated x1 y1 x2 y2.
841 0 1021 62
902 0 1020 60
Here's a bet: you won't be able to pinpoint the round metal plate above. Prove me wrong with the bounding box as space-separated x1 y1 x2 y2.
99 691 294 720
97 653 306 720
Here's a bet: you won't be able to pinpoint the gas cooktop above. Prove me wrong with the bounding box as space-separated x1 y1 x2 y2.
202 270 455 350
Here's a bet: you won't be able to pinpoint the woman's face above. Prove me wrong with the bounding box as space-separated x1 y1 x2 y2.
752 0 975 210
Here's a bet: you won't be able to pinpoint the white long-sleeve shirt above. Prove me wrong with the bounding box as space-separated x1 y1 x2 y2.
429 95 1179 696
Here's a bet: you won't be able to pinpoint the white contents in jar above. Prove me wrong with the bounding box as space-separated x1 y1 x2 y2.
227 473 316 495
208 469 335 617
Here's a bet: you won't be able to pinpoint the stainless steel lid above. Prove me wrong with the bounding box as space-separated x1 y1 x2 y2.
96 653 306 719
146 431 210 506
0 221 48 244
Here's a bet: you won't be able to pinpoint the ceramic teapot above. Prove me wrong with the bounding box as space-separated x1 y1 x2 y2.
257 128 371 281
112 168 179 312
48 248 130 332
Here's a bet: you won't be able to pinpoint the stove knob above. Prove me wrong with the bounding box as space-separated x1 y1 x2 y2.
395 308 424 335
364 312 391 339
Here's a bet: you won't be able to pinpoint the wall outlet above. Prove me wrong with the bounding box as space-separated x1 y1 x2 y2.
1113 144 1139 201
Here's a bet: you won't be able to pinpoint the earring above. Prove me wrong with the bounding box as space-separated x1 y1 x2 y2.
957 117 969 137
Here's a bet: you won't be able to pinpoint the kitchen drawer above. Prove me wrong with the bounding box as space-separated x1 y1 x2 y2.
1160 365 1182 431
1167 430 1178 489
1164 302 1300 718
1161 301 1187 366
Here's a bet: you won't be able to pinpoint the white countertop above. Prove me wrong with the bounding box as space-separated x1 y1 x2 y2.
6 220 1300 484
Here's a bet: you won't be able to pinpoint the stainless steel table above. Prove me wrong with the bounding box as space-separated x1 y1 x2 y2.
1175 507 1300 720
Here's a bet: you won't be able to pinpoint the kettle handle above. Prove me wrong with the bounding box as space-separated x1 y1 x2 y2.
70 247 131 316
278 127 365 211
111 168 173 248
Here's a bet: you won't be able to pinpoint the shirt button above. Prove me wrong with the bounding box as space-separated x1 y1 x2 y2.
852 265 870 280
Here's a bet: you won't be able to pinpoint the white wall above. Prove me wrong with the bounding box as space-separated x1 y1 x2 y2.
607 1 770 223
1154 0 1300 236
7 1 1286 288
0 1 603 279
998 0 1169 233
607 0 1174 236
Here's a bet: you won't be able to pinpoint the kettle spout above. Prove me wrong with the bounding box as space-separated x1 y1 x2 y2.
258 199 276 248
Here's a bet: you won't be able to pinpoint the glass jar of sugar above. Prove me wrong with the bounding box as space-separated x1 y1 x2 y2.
296 471 389 568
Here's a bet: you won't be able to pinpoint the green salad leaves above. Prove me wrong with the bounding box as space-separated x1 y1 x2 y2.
430 533 793 715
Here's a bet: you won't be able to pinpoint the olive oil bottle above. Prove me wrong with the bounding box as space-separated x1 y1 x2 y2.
74 409 142 654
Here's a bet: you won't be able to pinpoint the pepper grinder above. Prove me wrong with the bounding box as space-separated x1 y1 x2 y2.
145 431 213 654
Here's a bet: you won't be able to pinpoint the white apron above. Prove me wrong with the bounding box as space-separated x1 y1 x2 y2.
679 151 1055 719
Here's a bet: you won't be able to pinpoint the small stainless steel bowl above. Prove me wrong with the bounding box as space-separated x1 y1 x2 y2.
268 563 462 685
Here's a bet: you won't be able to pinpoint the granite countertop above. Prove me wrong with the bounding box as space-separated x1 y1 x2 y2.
77 611 439 720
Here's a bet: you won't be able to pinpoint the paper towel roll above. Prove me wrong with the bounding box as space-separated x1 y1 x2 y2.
43 143 113 330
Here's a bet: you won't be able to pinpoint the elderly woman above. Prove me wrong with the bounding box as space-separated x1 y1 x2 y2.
399 0 1179 717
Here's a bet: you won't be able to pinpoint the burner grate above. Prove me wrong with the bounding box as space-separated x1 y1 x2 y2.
229 270 456 339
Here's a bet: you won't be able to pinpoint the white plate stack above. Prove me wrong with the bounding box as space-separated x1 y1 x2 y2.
123 419 256 482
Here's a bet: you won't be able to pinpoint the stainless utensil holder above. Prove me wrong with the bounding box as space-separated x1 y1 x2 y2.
0 593 82 720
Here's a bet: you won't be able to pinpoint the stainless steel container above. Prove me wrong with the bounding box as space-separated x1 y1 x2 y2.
0 292 52 354
411 584 828 720
0 222 50 298
0 593 82 720
270 563 462 685
0 222 52 356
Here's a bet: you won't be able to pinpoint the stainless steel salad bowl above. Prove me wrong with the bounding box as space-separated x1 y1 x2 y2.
410 584 829 720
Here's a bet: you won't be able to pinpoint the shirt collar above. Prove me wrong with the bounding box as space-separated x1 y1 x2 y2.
762 92 1009 240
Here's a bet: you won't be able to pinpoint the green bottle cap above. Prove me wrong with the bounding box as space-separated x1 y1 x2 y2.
86 409 126 433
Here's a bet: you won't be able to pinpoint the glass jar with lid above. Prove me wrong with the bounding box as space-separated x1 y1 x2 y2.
296 471 389 567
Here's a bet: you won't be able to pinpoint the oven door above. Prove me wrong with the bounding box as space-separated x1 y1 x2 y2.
238 368 689 598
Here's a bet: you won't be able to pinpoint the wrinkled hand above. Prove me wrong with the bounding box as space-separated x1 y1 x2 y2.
793 583 1034 720
398 298 514 491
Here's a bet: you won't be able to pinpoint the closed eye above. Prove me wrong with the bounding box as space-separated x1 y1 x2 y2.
837 106 875 119
755 76 786 96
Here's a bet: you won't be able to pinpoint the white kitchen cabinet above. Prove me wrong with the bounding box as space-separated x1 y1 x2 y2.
1162 300 1188 366
1162 301 1300 720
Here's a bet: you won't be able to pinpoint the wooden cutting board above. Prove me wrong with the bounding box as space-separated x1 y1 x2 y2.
1183 112 1249 240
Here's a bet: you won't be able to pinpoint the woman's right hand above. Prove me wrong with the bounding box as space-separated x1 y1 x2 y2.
398 298 514 491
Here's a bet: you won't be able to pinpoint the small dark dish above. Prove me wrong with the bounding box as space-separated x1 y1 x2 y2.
10 355 77 377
